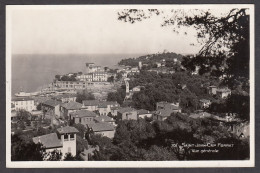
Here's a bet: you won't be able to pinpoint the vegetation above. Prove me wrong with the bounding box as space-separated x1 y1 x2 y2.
76 89 95 103
118 52 183 70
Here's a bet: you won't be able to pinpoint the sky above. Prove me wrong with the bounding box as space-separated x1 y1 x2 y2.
8 5 240 55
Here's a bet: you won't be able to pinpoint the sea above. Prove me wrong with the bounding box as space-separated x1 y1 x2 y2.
11 54 144 95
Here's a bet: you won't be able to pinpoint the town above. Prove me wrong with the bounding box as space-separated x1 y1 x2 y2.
11 52 250 161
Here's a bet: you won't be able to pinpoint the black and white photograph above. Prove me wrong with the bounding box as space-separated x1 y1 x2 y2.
6 4 255 167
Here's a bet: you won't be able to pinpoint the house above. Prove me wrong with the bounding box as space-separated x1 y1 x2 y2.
69 110 97 126
153 108 175 121
82 100 120 116
189 112 212 119
199 99 211 109
117 107 138 120
137 109 152 119
32 126 79 159
82 100 100 111
94 115 116 125
156 101 182 113
52 94 77 103
87 122 115 138
208 86 217 95
155 62 161 67
60 101 84 118
110 106 120 117
216 88 231 99
11 97 36 112
41 99 62 118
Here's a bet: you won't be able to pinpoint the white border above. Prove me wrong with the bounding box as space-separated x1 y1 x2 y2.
6 4 255 168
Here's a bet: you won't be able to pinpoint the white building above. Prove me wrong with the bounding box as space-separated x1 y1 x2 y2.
11 97 36 112
33 126 79 159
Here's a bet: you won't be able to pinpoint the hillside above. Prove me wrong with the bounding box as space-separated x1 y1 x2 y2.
118 52 183 67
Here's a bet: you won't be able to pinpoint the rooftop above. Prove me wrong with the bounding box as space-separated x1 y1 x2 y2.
154 108 174 117
87 122 115 132
137 109 150 115
94 115 115 123
70 110 97 118
42 99 62 107
32 133 62 149
117 107 137 114
61 101 83 110
57 126 79 134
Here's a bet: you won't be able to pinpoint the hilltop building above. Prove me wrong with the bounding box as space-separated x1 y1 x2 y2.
32 126 79 159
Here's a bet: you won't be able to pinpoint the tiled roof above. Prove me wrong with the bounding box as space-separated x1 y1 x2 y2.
217 88 231 93
83 100 100 106
117 107 137 114
111 106 120 110
32 133 62 149
83 100 118 108
154 109 174 117
57 126 79 134
61 101 83 110
87 122 115 132
94 115 115 123
189 112 212 119
70 110 97 118
137 109 150 115
33 96 50 103
42 99 62 107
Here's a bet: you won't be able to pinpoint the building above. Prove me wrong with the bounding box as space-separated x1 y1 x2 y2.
216 88 231 99
32 126 79 159
87 122 115 138
94 115 116 125
86 63 103 73
60 101 84 118
82 100 100 111
153 108 175 121
82 100 120 116
69 109 97 126
52 94 77 103
54 81 91 90
208 86 217 95
117 107 138 120
92 72 108 82
41 99 62 118
110 106 120 117
137 109 152 119
199 99 211 109
156 101 182 113
11 97 35 112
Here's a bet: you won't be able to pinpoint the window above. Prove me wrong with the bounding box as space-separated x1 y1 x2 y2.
64 134 68 141
70 134 74 140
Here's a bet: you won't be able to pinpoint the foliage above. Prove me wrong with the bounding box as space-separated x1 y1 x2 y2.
11 134 44 161
76 89 95 103
118 52 183 69
107 88 126 105
44 149 62 161
63 153 76 161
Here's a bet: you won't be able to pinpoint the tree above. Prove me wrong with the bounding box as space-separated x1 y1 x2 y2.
118 9 249 89
44 149 62 161
11 134 44 161
76 89 95 103
107 76 115 83
63 153 76 161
